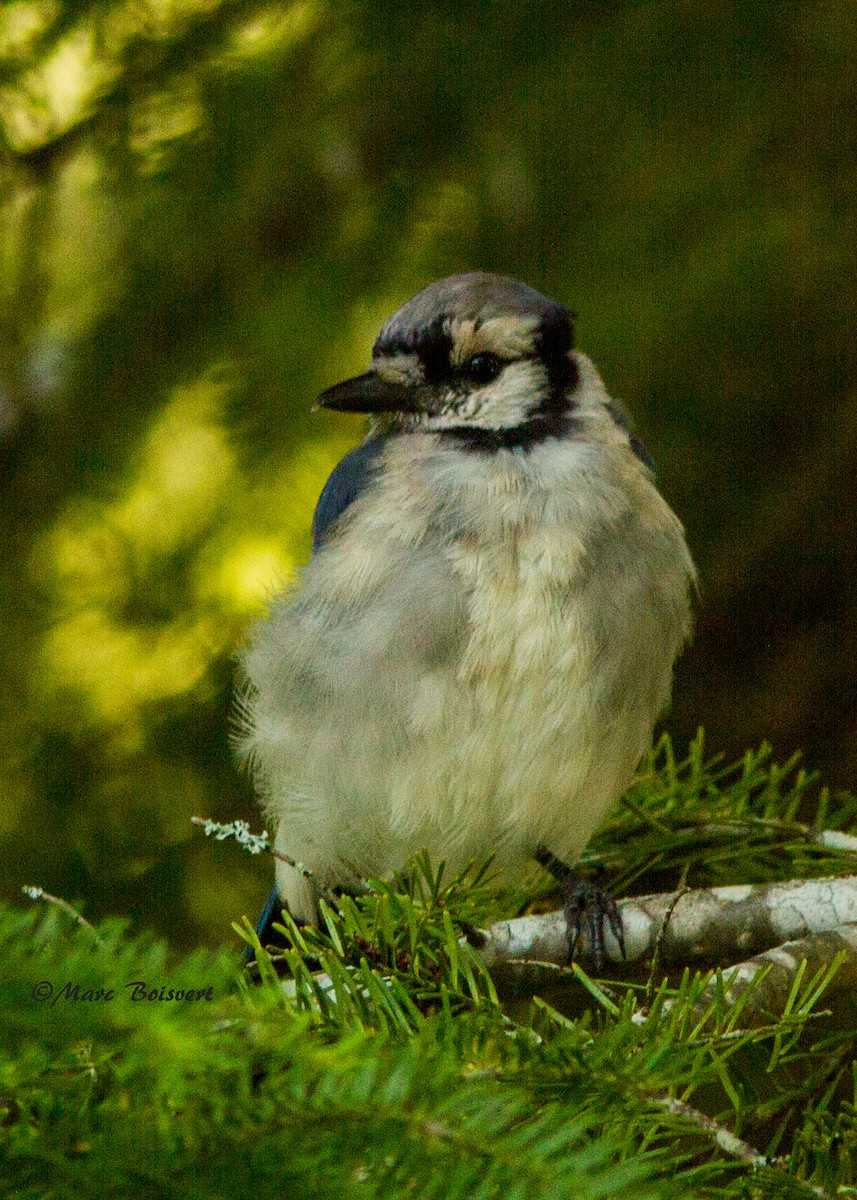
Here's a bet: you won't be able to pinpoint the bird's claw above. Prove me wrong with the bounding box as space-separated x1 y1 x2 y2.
560 873 625 972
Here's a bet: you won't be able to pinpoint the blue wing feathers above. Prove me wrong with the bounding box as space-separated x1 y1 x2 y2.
243 885 283 963
629 432 655 472
604 398 655 472
250 416 654 954
244 438 386 960
311 435 387 551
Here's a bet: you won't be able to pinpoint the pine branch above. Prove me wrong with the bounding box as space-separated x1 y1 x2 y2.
690 924 857 1027
478 875 857 970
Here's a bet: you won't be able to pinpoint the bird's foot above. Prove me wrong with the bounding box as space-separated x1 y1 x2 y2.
535 848 625 972
559 872 625 971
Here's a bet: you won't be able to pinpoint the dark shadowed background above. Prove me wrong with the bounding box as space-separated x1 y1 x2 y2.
0 0 854 950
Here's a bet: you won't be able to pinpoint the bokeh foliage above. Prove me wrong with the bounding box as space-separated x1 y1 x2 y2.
0 0 854 949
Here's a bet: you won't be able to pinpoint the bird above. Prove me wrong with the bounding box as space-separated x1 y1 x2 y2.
236 272 696 966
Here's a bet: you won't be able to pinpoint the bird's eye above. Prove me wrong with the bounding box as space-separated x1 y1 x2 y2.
462 353 502 385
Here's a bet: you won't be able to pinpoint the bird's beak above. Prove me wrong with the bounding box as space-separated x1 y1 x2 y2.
313 371 419 414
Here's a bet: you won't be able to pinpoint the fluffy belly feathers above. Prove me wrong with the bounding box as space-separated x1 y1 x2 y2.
237 436 694 920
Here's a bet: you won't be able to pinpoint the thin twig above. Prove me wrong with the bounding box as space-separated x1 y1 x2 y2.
650 1097 830 1198
21 886 103 943
191 816 315 878
651 1095 771 1165
647 866 690 998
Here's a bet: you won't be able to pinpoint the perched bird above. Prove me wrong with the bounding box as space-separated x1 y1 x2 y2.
237 272 695 963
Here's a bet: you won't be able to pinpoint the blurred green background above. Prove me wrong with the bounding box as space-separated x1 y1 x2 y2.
0 0 854 950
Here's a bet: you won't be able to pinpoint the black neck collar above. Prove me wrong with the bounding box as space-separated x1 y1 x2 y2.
437 408 578 454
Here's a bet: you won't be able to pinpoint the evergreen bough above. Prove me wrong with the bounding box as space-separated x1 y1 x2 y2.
3 734 857 1198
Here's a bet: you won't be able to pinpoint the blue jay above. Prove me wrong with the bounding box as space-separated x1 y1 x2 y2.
238 272 695 964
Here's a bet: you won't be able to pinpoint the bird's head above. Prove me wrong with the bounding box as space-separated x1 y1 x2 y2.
315 273 579 448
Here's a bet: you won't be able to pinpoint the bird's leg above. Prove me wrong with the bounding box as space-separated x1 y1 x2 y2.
534 847 625 972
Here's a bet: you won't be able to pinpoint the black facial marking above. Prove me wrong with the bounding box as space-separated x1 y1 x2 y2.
438 410 580 454
372 296 580 453
533 305 577 414
436 305 579 453
374 315 452 385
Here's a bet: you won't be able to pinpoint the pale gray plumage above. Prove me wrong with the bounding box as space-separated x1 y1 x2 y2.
377 273 565 347
237 272 696 931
